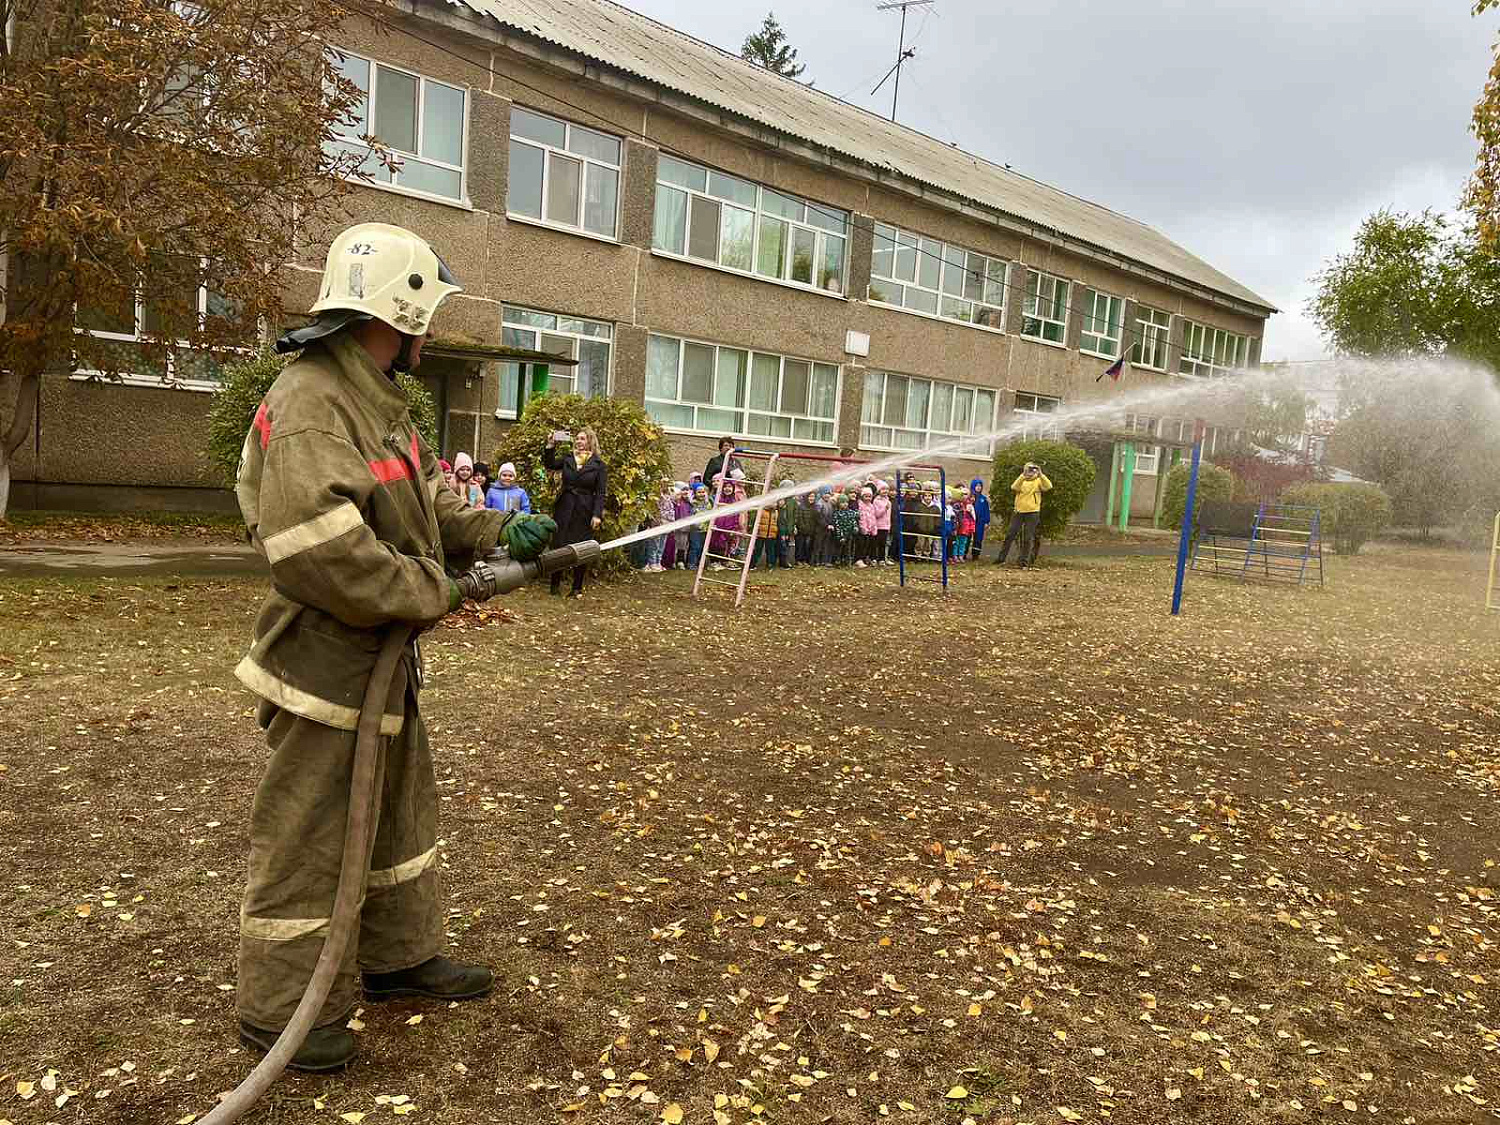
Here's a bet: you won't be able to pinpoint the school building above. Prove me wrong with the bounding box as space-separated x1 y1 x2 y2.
6 0 1275 522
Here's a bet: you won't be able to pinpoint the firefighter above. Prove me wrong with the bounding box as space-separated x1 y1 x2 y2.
232 222 556 1070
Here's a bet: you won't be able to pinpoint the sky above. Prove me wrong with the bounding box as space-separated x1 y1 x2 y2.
622 0 1497 360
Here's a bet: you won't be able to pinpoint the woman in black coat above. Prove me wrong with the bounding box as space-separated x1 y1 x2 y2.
542 426 608 597
703 436 741 489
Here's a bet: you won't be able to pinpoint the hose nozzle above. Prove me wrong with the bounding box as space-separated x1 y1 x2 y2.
483 540 602 596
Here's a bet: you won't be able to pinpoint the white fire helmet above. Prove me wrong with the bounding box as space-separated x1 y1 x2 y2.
310 222 461 335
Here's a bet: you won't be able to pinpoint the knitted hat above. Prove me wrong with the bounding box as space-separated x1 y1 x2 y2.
498 462 516 476
454 452 474 474
439 459 453 473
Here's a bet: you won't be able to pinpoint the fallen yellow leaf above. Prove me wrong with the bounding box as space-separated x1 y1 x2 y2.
661 1105 684 1124
945 1085 968 1099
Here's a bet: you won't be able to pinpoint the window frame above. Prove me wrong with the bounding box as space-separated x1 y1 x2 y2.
867 222 1007 333
1078 288 1124 359
506 105 623 241
493 306 614 419
1021 269 1070 346
1124 412 1161 474
650 154 850 299
1010 391 1062 442
644 332 841 445
73 261 253 392
1178 320 1249 379
859 370 1000 460
328 48 471 208
1131 306 1172 372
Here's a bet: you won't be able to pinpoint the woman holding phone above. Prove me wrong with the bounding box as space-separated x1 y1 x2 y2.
542 427 608 598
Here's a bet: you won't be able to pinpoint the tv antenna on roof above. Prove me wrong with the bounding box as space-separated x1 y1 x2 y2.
873 0 934 123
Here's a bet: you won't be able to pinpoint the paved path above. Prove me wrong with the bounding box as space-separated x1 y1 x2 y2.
0 542 264 578
0 537 1175 578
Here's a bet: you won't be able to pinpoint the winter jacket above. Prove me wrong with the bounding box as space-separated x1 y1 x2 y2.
1011 472 1053 514
857 498 878 536
543 445 608 545
873 495 892 531
704 451 741 486
234 333 509 735
485 483 532 513
795 499 821 536
755 505 778 538
657 492 678 524
970 479 991 532
779 494 799 536
832 507 859 543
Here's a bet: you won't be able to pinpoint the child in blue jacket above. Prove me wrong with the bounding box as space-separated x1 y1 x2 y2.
969 478 991 560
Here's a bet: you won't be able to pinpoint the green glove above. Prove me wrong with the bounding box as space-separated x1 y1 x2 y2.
501 513 557 561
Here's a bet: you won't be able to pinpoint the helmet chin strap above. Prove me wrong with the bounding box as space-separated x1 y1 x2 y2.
389 333 418 377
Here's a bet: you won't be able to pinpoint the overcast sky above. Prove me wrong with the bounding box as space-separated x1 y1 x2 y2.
623 0 1496 359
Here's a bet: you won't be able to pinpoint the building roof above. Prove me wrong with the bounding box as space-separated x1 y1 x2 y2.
448 0 1277 314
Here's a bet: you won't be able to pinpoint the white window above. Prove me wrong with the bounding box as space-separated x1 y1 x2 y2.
507 107 621 239
75 265 248 390
496 307 612 418
860 371 999 458
1124 413 1161 474
1079 288 1123 358
652 155 848 295
1022 269 1069 345
1131 306 1172 371
1010 391 1062 441
869 223 1006 330
328 50 468 204
646 334 839 443
1179 321 1249 378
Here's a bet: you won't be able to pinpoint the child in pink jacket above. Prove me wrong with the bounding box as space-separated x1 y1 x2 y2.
856 484 879 568
873 481 893 566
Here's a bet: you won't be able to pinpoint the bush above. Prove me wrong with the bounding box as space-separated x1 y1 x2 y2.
1458 504 1500 551
491 393 674 577
1282 482 1393 555
990 440 1096 538
1215 451 1314 503
1161 460 1235 530
206 348 438 486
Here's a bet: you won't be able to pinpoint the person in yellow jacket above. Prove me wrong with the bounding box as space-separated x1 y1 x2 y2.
232 223 556 1071
993 461 1052 567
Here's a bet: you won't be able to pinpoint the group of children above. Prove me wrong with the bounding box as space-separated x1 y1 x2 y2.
635 471 994 572
438 452 535 513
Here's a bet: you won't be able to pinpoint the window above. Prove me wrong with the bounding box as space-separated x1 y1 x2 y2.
76 264 250 390
1131 306 1172 371
860 371 998 458
868 223 1006 330
646 334 839 443
507 106 621 239
1124 413 1161 474
1010 391 1061 441
496 307 612 417
652 155 848 295
327 50 467 203
1179 321 1249 378
1079 288 1123 357
1022 269 1069 344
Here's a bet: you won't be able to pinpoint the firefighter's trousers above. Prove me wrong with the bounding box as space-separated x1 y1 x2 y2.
236 665 441 1031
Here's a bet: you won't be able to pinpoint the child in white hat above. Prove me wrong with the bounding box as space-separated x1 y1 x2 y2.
484 462 532 513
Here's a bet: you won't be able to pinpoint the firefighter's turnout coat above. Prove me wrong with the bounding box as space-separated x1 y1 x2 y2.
232 333 511 1030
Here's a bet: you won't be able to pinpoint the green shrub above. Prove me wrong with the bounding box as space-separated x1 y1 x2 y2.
206 348 438 486
1282 482 1393 555
990 440 1096 538
491 393 674 577
1161 460 1235 530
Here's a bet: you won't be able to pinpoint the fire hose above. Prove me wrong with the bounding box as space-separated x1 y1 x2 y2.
198 541 601 1125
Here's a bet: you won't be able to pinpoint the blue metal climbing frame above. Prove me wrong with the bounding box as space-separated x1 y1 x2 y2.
894 465 950 590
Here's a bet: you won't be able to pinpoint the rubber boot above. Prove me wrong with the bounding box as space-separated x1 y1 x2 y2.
239 1020 358 1072
364 955 493 1001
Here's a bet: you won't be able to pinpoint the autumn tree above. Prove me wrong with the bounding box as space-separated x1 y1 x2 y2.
1468 0 1500 242
1308 209 1500 375
741 12 807 81
0 0 368 517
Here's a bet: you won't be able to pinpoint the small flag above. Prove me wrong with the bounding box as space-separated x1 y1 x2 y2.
1096 354 1126 383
